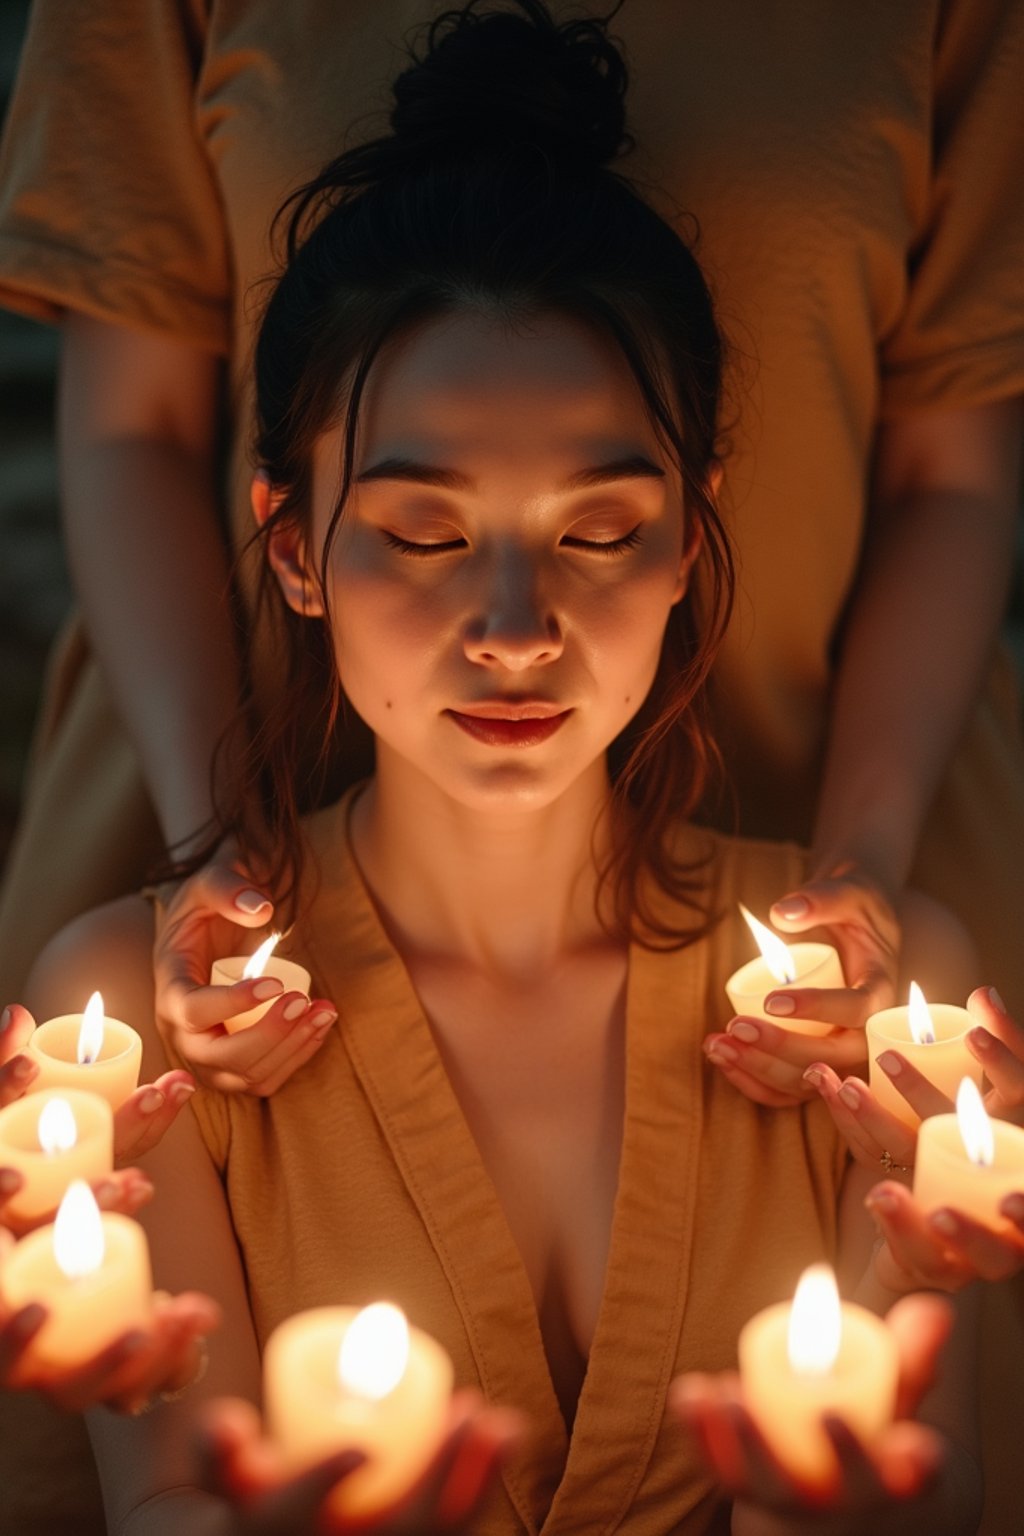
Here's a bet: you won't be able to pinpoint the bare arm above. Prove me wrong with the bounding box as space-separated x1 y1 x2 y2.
812 396 1022 894
58 314 240 854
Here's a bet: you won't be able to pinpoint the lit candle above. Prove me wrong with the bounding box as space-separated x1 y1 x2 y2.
914 1078 1024 1231
866 983 982 1130
0 1181 152 1366
738 1264 899 1485
725 906 845 1036
24 993 142 1110
210 933 312 1035
0 1090 113 1222
264 1302 453 1517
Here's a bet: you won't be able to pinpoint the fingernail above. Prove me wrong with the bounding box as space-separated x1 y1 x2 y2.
170 1082 196 1105
802 1066 825 1089
930 1210 960 1238
969 1026 992 1052
119 1331 149 1356
309 1010 337 1031
838 1083 861 1111
0 1169 22 1197
988 987 1007 1015
877 1050 902 1077
1000 1193 1024 1222
13 1303 47 1337
139 1088 165 1114
251 978 283 1001
94 1179 119 1207
12 1055 36 1081
234 889 271 915
0 1007 10 1033
866 1189 897 1213
728 1020 759 1043
706 1042 738 1066
283 998 308 1021
765 994 796 1017
772 895 809 920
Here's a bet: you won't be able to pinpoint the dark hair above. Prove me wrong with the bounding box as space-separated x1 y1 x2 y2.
229 0 734 946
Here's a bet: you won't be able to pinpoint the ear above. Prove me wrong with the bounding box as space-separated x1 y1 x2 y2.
671 462 721 604
251 472 324 618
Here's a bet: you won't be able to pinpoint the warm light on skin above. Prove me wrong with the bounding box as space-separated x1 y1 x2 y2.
77 992 105 1066
957 1076 995 1167
907 981 937 1046
739 904 796 985
337 1302 411 1400
37 1098 78 1155
243 932 282 981
786 1263 841 1377
52 1180 105 1280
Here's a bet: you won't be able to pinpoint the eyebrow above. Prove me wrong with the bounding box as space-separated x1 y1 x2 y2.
355 453 666 492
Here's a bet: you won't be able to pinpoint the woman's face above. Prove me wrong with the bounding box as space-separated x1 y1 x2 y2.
277 308 699 812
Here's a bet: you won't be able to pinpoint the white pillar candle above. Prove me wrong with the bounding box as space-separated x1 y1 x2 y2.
0 1181 152 1366
739 1264 898 1485
725 906 845 1037
264 1302 453 1517
866 983 982 1130
25 993 142 1110
210 933 311 1035
0 1090 113 1222
914 1079 1024 1231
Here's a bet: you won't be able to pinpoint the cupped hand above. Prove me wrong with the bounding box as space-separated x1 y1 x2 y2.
195 1388 521 1535
0 1162 154 1237
0 1264 220 1414
670 1293 951 1522
0 1004 198 1166
703 1017 869 1109
153 855 337 1096
767 861 900 1031
965 986 1024 1126
865 1179 1024 1292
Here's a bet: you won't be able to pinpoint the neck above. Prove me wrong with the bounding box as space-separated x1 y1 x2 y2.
348 753 618 978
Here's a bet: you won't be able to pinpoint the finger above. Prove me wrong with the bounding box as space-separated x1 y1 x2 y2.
114 1072 197 1161
921 1204 1024 1283
730 1013 868 1071
805 1069 916 1169
726 1398 810 1507
0 1004 37 1064
93 1168 156 1217
772 877 896 938
967 1027 1024 1117
874 1421 944 1501
669 1374 748 1493
821 1415 887 1505
433 1408 524 1528
873 1051 953 1122
195 1396 278 1502
0 1051 39 1108
764 984 881 1032
167 977 286 1037
0 1303 47 1382
704 1039 805 1108
864 1184 968 1293
885 1292 955 1418
236 1005 337 1097
172 992 313 1077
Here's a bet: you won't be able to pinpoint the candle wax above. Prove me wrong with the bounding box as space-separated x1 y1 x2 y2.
725 943 845 1036
0 1089 113 1221
914 1114 1024 1231
209 956 312 1034
866 1005 982 1130
25 1015 142 1110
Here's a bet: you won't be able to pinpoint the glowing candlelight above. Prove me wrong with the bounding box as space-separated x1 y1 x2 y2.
739 1264 898 1484
265 1302 453 1516
24 997 142 1111
0 1089 114 1222
866 983 981 1129
0 1181 152 1365
914 1077 1024 1232
724 906 845 1036
210 933 312 1035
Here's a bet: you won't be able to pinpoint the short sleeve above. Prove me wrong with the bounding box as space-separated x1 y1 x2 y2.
879 0 1024 416
0 0 231 352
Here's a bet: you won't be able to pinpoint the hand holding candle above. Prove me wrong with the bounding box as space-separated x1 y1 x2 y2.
210 933 312 1035
0 1089 113 1223
725 906 845 1037
867 983 983 1130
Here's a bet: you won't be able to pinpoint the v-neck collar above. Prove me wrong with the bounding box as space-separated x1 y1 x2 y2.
300 791 709 1536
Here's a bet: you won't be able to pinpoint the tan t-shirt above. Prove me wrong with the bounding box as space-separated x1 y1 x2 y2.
164 790 847 1536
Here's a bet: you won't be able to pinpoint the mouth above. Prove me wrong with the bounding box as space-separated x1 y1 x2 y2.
445 703 572 748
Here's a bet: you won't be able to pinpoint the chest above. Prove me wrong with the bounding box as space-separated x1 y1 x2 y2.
406 949 628 1421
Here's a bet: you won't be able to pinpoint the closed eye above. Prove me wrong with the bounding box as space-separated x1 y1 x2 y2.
561 525 643 555
382 531 467 557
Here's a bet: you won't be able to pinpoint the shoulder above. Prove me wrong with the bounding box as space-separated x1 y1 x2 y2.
24 894 157 1035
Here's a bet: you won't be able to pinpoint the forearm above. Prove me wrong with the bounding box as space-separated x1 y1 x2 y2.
813 484 1017 892
62 437 242 852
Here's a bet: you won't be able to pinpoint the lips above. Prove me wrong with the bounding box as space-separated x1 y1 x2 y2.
445 702 572 748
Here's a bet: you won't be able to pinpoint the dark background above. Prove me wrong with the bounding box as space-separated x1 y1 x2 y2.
1 0 1021 875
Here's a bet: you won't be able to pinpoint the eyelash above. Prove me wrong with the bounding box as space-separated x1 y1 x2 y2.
381 525 644 558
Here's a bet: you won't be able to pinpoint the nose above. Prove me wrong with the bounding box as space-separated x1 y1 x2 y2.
463 545 564 671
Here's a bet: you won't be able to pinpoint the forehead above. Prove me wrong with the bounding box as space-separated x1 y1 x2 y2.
351 307 661 469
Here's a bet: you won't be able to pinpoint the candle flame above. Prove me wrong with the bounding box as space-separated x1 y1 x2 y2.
739 904 796 985
907 981 937 1046
77 992 105 1065
242 932 281 981
38 1097 78 1155
53 1180 105 1279
337 1302 410 1400
956 1077 995 1168
787 1263 841 1376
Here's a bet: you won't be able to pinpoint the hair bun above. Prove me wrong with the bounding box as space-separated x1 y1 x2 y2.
390 1 630 170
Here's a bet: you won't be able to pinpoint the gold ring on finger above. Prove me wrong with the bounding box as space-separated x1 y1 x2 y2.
879 1149 913 1176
